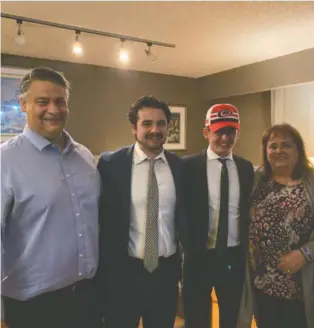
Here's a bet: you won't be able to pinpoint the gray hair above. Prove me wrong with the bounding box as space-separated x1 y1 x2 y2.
20 67 71 100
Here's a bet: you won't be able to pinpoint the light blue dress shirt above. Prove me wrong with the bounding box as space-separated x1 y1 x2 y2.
1 126 101 301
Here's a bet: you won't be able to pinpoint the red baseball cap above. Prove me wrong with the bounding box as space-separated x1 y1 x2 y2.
205 103 240 132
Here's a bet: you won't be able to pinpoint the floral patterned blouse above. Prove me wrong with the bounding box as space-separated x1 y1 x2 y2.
249 178 313 300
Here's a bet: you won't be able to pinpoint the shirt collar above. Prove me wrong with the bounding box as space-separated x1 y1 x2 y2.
23 125 78 152
206 146 233 161
133 142 167 165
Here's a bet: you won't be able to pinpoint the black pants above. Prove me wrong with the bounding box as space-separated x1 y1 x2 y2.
2 279 103 328
183 246 245 328
104 254 180 328
255 287 307 328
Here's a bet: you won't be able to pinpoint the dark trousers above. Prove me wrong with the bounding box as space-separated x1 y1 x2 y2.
183 246 245 328
104 253 180 328
255 287 307 328
2 279 103 328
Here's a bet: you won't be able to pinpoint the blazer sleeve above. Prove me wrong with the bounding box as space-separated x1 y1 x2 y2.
97 154 114 267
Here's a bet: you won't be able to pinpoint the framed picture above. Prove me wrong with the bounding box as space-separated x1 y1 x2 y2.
164 105 186 150
1 67 30 142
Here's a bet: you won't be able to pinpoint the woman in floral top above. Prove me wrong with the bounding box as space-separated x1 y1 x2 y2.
249 123 314 328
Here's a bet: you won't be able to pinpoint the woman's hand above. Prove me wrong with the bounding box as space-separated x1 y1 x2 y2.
278 250 306 274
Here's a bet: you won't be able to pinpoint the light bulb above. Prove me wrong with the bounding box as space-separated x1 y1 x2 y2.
72 31 83 56
72 41 83 55
15 21 25 45
119 49 129 62
144 44 157 62
15 33 26 45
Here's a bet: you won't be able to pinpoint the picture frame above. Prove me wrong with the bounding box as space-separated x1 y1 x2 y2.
164 105 186 150
1 67 30 142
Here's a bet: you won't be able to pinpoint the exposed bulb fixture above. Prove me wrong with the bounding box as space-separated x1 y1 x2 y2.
119 39 129 63
2 13 176 61
72 31 83 56
15 20 26 45
144 43 157 62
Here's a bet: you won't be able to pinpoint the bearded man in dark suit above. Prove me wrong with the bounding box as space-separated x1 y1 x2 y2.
97 96 187 328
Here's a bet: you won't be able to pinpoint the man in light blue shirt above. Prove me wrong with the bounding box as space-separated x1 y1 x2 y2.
1 67 102 328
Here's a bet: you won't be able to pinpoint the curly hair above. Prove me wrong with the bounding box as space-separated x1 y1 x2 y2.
128 95 172 125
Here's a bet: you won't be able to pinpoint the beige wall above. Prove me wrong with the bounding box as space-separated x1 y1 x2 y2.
197 48 314 164
198 48 314 100
1 54 203 156
209 92 271 165
3 48 311 161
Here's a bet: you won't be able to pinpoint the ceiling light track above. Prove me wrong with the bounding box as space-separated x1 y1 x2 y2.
1 13 175 49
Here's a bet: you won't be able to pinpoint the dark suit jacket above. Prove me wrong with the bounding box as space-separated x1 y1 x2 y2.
183 150 254 257
97 145 188 287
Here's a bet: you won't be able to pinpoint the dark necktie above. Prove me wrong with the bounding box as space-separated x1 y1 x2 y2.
216 158 229 251
143 159 159 273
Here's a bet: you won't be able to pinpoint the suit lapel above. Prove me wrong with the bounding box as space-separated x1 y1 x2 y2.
165 151 179 192
196 150 210 234
233 156 247 244
118 146 134 224
164 151 181 232
198 150 209 207
233 156 245 209
165 150 187 250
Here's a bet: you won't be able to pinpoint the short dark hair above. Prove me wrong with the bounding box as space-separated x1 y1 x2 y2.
128 95 172 125
20 67 70 99
261 123 313 179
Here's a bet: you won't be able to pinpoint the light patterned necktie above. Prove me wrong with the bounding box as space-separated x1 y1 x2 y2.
143 158 159 273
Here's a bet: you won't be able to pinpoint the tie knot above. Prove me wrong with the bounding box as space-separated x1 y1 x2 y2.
148 158 158 167
218 158 228 166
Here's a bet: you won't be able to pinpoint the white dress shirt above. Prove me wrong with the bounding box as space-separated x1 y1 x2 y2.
206 146 240 248
128 143 177 259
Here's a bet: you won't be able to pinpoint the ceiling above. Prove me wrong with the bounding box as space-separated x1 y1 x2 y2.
1 1 314 78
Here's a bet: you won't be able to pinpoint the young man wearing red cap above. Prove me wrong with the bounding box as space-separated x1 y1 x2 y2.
182 104 254 328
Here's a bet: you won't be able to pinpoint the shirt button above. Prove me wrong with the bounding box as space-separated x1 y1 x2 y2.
78 273 82 276
66 174 70 178
79 254 83 257
79 234 82 237
76 213 80 217
71 193 75 197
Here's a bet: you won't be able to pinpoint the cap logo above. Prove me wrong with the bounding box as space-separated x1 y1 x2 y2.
218 109 231 117
205 103 240 130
